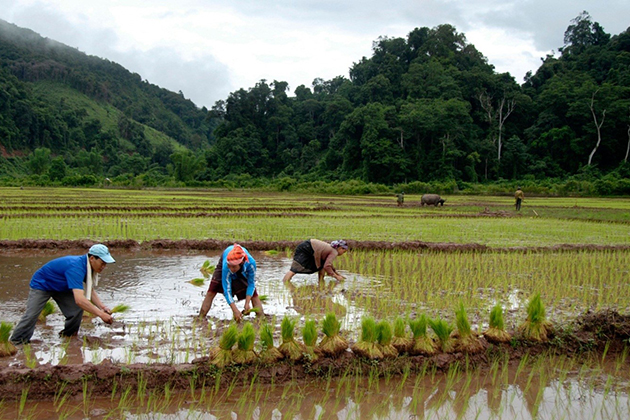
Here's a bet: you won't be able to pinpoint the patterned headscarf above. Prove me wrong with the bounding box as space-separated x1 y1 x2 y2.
227 243 248 265
330 240 348 250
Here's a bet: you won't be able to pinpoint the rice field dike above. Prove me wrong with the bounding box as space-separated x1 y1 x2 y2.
1 186 630 419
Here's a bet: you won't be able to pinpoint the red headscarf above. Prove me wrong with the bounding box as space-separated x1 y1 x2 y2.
227 244 248 265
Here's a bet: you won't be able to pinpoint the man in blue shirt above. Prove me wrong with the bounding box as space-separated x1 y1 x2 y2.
198 243 265 322
10 244 115 345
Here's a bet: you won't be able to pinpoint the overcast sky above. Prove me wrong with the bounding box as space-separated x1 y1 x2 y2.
1 1 628 109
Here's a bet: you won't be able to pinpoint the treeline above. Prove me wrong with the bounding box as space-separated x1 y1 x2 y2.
1 13 630 194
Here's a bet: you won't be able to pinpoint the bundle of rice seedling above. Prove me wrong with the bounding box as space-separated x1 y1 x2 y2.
242 307 261 316
351 317 383 359
211 324 238 368
483 304 512 343
232 322 257 364
38 301 56 322
111 304 130 313
200 260 213 277
428 317 455 353
318 312 348 357
189 278 205 286
302 319 321 361
453 303 485 353
376 320 398 358
391 317 413 353
409 315 437 355
258 322 283 364
0 322 17 357
518 293 553 342
278 316 305 361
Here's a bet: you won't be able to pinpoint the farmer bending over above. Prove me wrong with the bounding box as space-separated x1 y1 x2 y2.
11 244 115 345
282 239 348 284
198 243 265 322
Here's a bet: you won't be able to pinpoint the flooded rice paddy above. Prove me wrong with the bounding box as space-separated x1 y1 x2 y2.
1 249 630 419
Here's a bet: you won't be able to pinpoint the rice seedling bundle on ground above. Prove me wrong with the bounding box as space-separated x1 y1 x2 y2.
200 260 213 277
111 304 131 314
0 322 17 357
518 293 553 342
376 320 398 358
211 324 238 368
189 278 205 286
258 322 283 364
453 303 485 353
232 322 257 364
391 317 413 353
38 301 56 322
302 319 321 361
428 317 455 353
317 312 348 357
351 317 383 359
484 304 511 343
278 316 305 361
409 315 437 356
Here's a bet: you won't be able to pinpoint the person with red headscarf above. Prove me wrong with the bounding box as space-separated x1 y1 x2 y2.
198 243 264 321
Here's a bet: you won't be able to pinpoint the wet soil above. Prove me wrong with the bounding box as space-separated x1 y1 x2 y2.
2 239 630 253
0 310 628 401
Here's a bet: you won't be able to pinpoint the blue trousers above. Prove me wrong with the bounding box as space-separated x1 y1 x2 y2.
10 288 84 344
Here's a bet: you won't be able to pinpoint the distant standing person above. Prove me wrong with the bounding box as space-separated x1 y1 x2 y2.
198 243 264 322
282 239 348 283
396 192 405 207
515 187 525 211
10 244 115 345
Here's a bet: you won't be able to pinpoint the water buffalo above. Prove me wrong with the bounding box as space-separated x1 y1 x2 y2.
421 194 445 206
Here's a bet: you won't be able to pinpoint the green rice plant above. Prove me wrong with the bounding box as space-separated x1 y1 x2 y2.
376 320 398 358
38 301 56 322
302 319 321 361
391 316 413 353
318 312 348 357
484 304 511 343
0 321 17 357
428 317 455 353
111 304 131 313
200 260 213 277
518 293 553 342
258 322 283 364
189 278 206 286
409 315 437 356
258 295 268 303
233 322 257 364
454 303 484 353
278 316 305 361
211 324 238 368
351 317 383 359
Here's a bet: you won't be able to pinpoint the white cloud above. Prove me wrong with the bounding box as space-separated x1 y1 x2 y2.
1 0 628 107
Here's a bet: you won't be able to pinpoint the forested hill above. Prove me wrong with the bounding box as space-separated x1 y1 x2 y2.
0 18 214 182
1 13 630 192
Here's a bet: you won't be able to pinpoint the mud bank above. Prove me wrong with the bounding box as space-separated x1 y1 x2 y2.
2 239 630 253
1 310 628 401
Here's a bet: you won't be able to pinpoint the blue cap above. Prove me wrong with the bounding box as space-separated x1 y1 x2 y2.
88 244 115 263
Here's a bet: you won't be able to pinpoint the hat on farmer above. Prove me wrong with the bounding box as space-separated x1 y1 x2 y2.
331 240 348 250
88 244 116 263
227 244 248 265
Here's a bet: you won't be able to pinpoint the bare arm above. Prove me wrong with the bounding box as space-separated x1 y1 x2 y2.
72 289 113 324
90 290 112 314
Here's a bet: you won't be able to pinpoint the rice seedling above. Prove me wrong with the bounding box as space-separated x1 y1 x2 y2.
257 322 283 364
518 293 553 342
454 303 484 353
188 278 206 286
409 315 437 356
484 304 511 343
278 316 305 361
391 316 413 354
211 323 238 368
38 301 56 322
428 317 455 353
302 319 321 361
0 321 17 357
351 317 383 359
318 312 348 357
200 260 213 277
375 320 397 358
232 322 257 364
111 304 131 313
